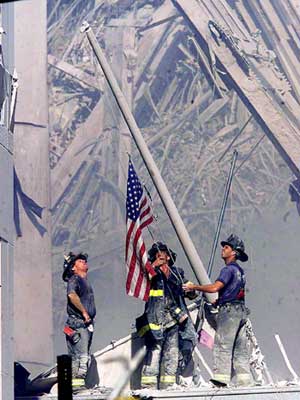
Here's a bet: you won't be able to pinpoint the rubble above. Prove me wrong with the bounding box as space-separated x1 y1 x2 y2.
47 0 300 384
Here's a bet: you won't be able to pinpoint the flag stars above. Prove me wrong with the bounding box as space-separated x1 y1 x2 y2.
126 161 146 220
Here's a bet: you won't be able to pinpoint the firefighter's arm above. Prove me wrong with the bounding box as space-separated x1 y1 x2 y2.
180 268 197 299
68 292 91 323
145 257 167 279
182 280 224 293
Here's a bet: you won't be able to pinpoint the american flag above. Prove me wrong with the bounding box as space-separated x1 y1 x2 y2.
125 159 155 301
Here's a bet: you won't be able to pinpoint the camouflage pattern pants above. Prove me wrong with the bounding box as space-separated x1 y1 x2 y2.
213 302 252 386
142 325 179 389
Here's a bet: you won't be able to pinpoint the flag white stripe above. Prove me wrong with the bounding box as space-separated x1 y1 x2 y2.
126 217 149 299
125 160 153 300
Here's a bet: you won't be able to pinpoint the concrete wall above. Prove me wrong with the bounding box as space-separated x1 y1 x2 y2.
0 127 14 399
13 0 53 376
0 3 15 399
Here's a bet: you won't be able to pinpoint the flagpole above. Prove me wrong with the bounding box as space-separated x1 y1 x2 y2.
207 150 238 278
194 150 237 330
81 22 217 303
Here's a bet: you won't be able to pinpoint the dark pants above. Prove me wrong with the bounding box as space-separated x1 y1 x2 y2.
141 325 179 389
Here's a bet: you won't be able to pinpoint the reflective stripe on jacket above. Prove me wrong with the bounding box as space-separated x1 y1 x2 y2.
136 265 196 344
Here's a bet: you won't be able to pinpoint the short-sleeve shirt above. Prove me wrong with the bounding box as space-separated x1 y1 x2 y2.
67 275 96 320
216 262 245 305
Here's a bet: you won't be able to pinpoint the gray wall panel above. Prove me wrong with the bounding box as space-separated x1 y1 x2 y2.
0 143 13 242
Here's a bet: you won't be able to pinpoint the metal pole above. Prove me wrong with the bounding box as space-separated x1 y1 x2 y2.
57 354 73 400
207 150 238 278
106 347 146 400
81 22 216 302
194 150 237 331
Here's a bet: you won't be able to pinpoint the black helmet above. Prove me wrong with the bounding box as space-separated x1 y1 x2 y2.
148 242 177 266
62 252 88 282
221 234 248 262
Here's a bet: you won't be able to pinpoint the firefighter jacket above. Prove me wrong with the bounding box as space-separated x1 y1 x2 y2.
136 265 197 344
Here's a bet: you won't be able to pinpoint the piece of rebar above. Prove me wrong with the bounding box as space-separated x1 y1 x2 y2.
9 68 18 130
138 14 180 33
81 21 217 302
57 354 72 400
194 346 213 378
218 115 252 162
235 134 265 175
275 334 300 382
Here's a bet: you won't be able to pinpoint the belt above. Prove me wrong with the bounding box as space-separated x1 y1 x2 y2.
219 301 245 307
68 315 94 325
69 314 85 321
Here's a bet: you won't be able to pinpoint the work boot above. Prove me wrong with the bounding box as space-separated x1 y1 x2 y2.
72 377 87 393
141 375 158 390
159 375 176 390
210 378 227 388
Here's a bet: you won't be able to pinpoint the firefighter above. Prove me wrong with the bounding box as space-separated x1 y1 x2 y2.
183 234 252 387
62 252 96 392
137 242 197 390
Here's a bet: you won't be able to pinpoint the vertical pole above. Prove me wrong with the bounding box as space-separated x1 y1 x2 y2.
106 347 146 400
207 150 238 278
57 354 73 400
195 151 237 330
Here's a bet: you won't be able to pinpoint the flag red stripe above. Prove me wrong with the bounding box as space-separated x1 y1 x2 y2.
126 244 139 293
126 221 151 299
126 225 142 293
126 249 138 294
125 220 135 260
143 283 150 301
140 197 147 208
127 222 150 298
140 216 153 230
143 280 150 301
129 225 144 276
125 161 153 300
140 206 151 221
134 250 145 297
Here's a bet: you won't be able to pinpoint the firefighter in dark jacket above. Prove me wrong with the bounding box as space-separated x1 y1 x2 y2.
137 242 197 390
